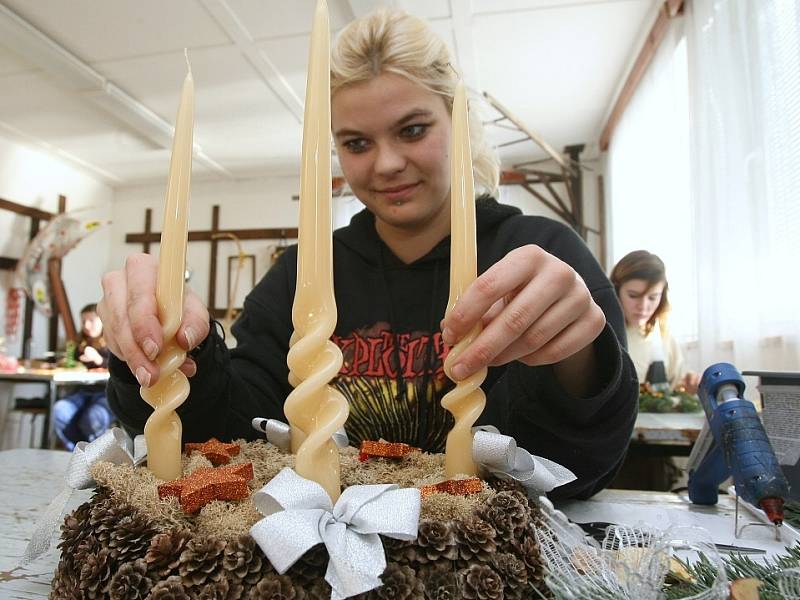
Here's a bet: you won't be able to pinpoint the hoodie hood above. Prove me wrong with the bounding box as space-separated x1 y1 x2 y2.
333 195 521 267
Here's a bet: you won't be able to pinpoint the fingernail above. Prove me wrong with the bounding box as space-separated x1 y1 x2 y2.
442 328 454 344
452 363 467 381
183 326 195 350
142 338 159 361
135 366 151 388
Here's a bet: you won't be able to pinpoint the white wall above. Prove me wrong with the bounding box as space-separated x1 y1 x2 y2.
111 175 301 313
0 137 113 359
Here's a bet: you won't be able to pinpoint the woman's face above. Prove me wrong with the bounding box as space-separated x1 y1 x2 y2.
332 72 452 232
618 279 665 327
82 311 103 338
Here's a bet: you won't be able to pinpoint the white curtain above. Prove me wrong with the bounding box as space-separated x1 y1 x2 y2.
686 0 800 371
606 21 696 344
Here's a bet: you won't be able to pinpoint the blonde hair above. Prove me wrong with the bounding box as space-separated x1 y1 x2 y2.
331 9 500 197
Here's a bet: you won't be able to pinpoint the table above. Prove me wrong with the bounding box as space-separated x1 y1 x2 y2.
0 449 88 599
1 450 794 598
631 411 706 455
0 370 110 449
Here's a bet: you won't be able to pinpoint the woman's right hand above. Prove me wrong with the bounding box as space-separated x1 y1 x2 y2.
97 253 210 388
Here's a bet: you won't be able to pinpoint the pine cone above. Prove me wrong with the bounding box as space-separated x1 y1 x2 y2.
366 563 424 599
108 558 152 600
150 575 191 599
454 516 497 563
457 564 504 600
419 565 458 600
57 501 92 558
303 579 332 599
478 492 529 546
88 497 124 545
285 543 327 586
381 535 412 564
179 538 227 588
50 560 81 600
194 577 230 599
79 548 114 599
513 532 545 586
406 521 457 564
223 534 263 586
145 528 194 578
492 553 527 599
107 510 157 562
248 574 304 599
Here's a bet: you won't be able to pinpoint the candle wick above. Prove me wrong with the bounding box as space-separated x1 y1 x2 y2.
184 48 192 76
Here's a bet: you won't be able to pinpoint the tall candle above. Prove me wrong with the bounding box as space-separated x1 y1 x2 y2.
141 57 194 482
283 0 349 502
442 81 487 478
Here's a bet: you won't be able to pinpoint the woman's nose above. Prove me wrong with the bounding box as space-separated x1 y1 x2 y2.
373 143 406 175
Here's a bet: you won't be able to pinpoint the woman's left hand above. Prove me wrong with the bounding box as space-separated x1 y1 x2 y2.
441 244 606 381
80 345 103 366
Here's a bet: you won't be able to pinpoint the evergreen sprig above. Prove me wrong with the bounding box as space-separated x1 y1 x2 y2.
665 543 800 599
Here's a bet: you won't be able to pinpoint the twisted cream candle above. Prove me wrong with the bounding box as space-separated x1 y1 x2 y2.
283 0 349 502
442 81 487 478
141 58 194 482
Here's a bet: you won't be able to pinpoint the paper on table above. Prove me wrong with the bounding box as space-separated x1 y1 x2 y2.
557 493 799 560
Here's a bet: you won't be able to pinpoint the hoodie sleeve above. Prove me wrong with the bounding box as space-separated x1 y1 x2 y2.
477 218 639 500
107 247 297 442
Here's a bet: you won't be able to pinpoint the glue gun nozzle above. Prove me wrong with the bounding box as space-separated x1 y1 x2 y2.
759 497 785 525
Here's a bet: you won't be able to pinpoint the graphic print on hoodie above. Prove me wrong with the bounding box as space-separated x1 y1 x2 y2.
332 322 454 451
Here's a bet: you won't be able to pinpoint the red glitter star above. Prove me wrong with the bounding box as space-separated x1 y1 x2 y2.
184 438 241 465
158 463 254 513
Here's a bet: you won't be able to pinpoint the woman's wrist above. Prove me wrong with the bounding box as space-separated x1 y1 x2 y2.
552 343 598 398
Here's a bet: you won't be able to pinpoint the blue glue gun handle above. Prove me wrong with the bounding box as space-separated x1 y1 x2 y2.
689 442 727 505
721 400 790 506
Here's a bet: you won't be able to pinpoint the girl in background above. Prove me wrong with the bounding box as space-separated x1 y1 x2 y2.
610 250 699 394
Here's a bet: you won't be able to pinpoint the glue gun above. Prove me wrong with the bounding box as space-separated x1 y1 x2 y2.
687 363 789 527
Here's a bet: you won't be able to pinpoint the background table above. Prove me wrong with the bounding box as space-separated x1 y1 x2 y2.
0 370 110 449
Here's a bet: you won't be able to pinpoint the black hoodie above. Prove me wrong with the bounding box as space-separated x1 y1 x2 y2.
108 197 638 499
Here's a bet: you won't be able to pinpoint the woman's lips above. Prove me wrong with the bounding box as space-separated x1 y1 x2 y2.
375 182 420 201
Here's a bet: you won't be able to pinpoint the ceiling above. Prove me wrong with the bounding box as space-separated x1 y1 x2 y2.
0 0 657 187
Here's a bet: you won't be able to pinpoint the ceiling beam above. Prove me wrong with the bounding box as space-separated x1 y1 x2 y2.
199 0 304 123
599 0 684 151
0 3 231 178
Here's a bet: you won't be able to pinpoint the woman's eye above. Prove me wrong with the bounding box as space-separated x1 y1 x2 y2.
400 124 428 139
343 138 370 153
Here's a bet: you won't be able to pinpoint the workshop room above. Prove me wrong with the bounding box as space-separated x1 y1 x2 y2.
0 0 798 598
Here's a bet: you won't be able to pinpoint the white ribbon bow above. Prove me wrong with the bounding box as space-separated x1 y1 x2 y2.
251 418 349 452
250 468 420 600
20 427 146 565
472 426 576 496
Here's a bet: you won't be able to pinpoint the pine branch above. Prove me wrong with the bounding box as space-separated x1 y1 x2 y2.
665 543 800 599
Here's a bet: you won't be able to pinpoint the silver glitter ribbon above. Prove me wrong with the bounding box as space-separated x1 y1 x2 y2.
250 467 421 600
20 427 146 565
472 425 576 495
251 418 349 452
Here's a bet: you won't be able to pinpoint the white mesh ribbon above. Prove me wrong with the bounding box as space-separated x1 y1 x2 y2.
20 427 146 565
472 426 576 495
534 497 729 600
251 418 348 452
250 467 420 600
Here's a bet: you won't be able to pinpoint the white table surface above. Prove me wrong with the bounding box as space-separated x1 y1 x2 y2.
0 449 89 599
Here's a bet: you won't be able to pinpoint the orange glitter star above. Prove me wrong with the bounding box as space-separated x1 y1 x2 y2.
158 463 254 513
420 477 483 498
359 440 420 462
184 438 241 465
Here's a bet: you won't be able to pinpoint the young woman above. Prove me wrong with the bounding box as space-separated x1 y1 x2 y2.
98 9 637 499
610 250 699 393
52 303 114 450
